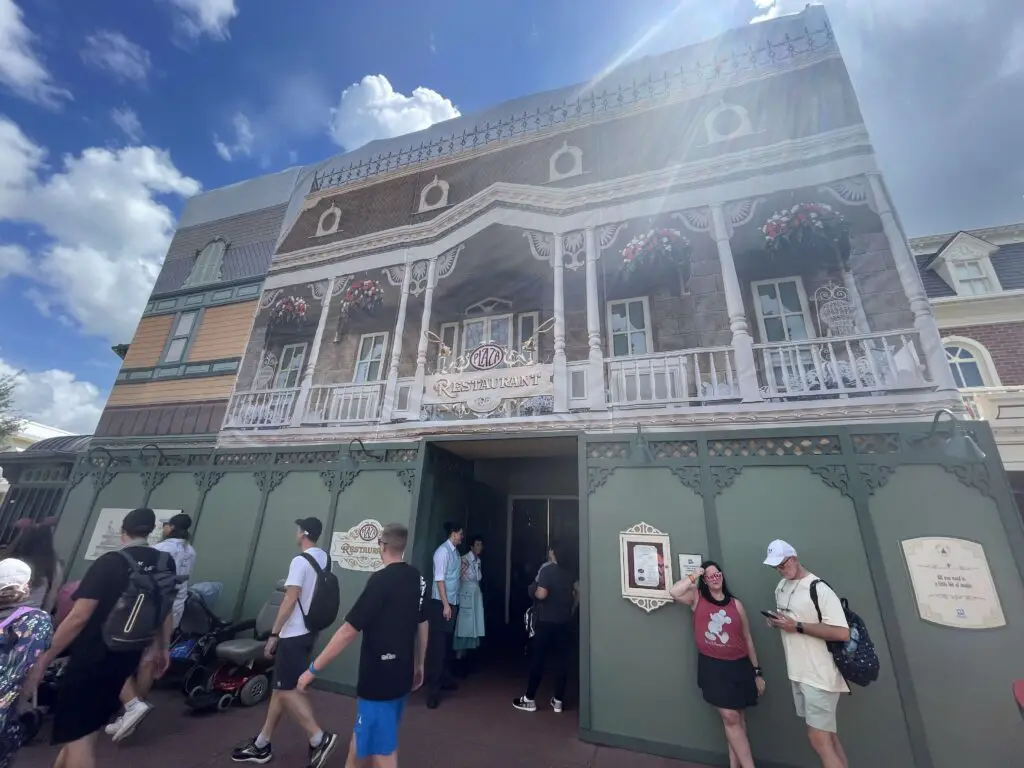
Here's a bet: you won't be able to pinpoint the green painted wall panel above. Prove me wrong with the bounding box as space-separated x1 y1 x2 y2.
869 466 1024 768
68 474 145 581
586 467 718 751
241 472 331 620
316 470 414 690
715 467 913 768
191 473 263 617
53 481 99 566
146 473 199 523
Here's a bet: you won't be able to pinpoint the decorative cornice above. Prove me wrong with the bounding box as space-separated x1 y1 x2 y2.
193 470 225 494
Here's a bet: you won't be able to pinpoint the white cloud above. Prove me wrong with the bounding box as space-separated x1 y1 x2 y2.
0 244 29 278
111 106 143 143
0 0 70 107
750 0 782 24
0 116 201 342
0 356 105 434
213 112 255 161
81 30 152 85
328 74 460 150
166 0 239 41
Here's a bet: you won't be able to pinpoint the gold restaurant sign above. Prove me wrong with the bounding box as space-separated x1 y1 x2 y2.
901 537 1006 630
424 342 553 414
331 519 384 572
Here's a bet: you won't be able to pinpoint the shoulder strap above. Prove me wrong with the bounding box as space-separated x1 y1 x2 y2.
117 549 144 574
0 606 38 632
301 552 325 575
809 579 823 623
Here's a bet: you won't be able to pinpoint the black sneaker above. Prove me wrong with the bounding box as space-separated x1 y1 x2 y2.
308 732 338 768
232 739 272 764
512 696 537 712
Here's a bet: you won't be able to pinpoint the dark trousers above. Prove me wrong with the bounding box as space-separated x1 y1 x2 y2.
426 599 458 696
526 620 572 702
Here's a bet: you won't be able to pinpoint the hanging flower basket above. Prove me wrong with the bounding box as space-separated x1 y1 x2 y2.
267 296 308 329
339 280 384 322
620 228 692 282
761 203 851 265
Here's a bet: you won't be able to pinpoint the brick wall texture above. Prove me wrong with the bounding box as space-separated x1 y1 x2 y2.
942 322 1024 385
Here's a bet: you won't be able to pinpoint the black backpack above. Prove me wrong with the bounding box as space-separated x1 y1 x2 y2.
297 553 340 633
810 579 880 687
103 549 180 652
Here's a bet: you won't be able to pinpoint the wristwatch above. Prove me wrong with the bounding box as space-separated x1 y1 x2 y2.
796 622 805 634
753 666 763 678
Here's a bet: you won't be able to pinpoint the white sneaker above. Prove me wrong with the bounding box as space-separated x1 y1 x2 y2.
104 716 123 736
512 696 536 712
550 697 563 713
112 702 152 743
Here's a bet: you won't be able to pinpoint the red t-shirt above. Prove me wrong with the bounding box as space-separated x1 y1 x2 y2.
692 595 748 661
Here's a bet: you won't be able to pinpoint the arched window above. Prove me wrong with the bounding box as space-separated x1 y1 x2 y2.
184 239 227 287
943 336 1000 389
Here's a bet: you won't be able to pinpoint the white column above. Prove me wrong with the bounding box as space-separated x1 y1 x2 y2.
867 173 956 391
379 256 413 422
552 233 568 413
410 256 439 417
291 277 336 426
709 204 762 402
584 227 607 411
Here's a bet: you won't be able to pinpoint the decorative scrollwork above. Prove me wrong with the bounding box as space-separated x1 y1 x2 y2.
942 463 995 500
92 468 115 492
709 466 742 495
254 470 287 495
859 465 895 495
626 596 673 613
809 465 851 498
193 471 225 494
708 436 841 457
397 470 416 493
587 467 616 495
385 448 419 463
141 471 169 494
274 450 339 465
851 433 901 455
598 223 627 250
670 467 703 496
320 470 358 495
69 463 90 488
586 442 629 460
650 441 699 460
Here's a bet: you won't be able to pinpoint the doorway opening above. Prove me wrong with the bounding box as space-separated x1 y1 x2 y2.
411 436 581 718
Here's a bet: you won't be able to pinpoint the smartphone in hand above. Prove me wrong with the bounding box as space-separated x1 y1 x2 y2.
760 610 780 620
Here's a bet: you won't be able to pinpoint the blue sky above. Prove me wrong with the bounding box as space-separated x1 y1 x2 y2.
0 0 1021 434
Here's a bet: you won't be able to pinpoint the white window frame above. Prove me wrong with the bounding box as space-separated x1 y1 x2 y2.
439 322 460 359
461 313 513 353
273 342 307 389
942 335 1001 388
517 312 540 350
606 297 653 358
162 310 201 364
352 332 389 383
751 277 814 344
951 259 996 296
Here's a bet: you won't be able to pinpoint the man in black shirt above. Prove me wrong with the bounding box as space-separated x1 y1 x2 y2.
25 508 175 768
298 523 427 767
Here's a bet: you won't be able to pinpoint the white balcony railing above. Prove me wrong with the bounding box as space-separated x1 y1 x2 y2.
303 382 383 424
754 330 929 398
606 347 739 407
223 388 300 428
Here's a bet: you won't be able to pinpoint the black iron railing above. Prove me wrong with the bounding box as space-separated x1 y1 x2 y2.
311 23 835 193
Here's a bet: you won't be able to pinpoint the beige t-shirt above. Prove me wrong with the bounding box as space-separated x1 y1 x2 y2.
774 573 849 694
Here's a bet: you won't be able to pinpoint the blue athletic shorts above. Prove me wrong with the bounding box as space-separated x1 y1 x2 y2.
354 697 406 758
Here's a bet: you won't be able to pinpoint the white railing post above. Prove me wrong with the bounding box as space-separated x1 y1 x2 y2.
290 277 336 427
380 253 413 422
410 256 439 418
866 173 956 391
584 226 607 411
552 233 568 413
710 204 762 402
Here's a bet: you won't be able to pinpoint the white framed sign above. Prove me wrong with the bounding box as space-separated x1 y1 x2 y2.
901 537 1005 629
84 508 180 561
678 553 703 580
331 519 385 572
619 522 674 613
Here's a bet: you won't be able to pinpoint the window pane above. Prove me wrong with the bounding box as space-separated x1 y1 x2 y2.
358 336 375 361
612 334 628 357
441 325 456 350
369 335 385 360
945 346 965 361
175 312 197 336
491 318 511 346
779 281 802 314
764 317 786 342
757 284 779 317
367 360 382 381
610 303 628 333
955 261 984 278
464 320 484 350
957 361 984 388
520 316 535 346
962 279 990 295
627 301 646 331
630 331 648 355
354 362 369 383
164 337 187 362
785 315 808 340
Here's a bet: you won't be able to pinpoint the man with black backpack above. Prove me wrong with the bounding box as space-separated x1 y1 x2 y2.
763 540 853 768
23 507 177 768
232 517 340 768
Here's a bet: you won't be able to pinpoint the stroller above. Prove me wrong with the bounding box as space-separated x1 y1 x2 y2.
167 582 242 695
184 582 285 713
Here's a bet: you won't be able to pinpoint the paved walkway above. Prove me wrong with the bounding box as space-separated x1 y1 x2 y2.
17 670 711 768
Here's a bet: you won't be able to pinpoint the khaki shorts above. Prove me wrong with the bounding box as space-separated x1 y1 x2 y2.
791 682 841 733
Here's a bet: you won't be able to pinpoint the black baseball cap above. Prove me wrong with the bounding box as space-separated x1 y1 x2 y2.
122 508 156 537
295 517 323 542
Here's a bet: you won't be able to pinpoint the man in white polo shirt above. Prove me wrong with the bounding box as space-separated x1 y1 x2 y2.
763 540 851 768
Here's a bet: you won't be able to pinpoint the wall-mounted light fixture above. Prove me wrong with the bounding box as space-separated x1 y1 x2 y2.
343 438 385 471
137 442 167 467
911 409 986 462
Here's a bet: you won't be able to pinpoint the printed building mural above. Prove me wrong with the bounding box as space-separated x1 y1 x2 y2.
3 8 1024 768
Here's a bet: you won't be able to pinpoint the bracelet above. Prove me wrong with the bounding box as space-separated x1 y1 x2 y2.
688 573 698 584
308 663 319 676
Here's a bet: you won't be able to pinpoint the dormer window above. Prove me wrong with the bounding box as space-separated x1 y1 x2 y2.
926 231 1002 297
951 260 993 295
184 238 227 287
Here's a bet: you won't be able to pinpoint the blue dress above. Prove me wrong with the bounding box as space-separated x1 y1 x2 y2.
454 553 485 651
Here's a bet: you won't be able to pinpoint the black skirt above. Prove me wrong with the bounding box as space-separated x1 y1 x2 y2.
697 653 758 711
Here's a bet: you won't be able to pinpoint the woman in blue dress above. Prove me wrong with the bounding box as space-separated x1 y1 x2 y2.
454 535 485 674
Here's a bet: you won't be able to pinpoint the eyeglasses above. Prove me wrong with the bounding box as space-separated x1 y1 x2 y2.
774 557 793 571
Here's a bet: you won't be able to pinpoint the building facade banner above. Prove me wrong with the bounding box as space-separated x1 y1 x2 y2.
331 519 385 572
423 342 554 415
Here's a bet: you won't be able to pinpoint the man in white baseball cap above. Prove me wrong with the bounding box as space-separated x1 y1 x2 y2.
762 540 851 768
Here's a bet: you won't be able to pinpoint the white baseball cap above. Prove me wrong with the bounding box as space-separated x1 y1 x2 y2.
763 540 797 567
0 558 32 592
